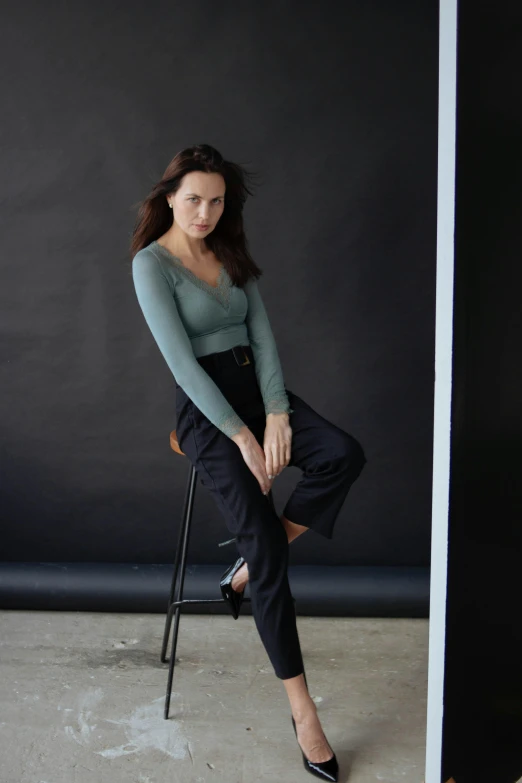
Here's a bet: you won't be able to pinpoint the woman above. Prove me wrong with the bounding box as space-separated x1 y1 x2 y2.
131 143 366 781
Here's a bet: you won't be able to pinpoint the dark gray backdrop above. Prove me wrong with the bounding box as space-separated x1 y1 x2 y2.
1 1 438 569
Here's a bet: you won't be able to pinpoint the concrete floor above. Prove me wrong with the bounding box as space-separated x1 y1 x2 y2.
0 610 430 783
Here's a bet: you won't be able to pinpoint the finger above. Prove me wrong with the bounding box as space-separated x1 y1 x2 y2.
256 465 270 495
259 454 272 494
279 440 286 472
265 443 274 479
256 441 269 475
270 443 280 477
284 439 291 467
249 449 269 494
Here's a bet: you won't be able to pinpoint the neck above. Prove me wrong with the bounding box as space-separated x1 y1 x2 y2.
161 224 209 262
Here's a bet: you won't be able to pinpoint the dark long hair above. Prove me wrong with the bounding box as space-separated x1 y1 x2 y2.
129 144 264 287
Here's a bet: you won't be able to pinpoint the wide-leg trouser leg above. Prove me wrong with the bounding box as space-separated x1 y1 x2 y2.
177 400 305 680
282 389 367 540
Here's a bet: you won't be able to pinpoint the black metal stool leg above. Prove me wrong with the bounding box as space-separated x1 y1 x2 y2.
160 462 197 663
163 463 197 720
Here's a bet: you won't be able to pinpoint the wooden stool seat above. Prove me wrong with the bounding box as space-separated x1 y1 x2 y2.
170 429 184 456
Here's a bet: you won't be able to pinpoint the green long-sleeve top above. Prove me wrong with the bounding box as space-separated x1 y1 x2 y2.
132 240 293 438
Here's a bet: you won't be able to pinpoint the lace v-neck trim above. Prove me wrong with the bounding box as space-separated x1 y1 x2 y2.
151 240 231 310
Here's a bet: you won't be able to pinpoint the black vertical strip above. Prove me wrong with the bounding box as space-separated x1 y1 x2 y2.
442 2 522 780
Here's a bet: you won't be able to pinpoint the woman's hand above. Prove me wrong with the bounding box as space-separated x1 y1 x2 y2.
231 412 292 495
263 412 292 489
232 427 273 495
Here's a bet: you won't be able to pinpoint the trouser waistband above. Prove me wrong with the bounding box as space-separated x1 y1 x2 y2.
196 344 253 371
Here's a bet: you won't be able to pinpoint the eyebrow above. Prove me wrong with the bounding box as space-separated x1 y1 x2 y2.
186 192 225 198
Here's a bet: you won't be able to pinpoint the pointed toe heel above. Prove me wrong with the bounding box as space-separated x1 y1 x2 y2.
219 556 246 619
291 715 339 782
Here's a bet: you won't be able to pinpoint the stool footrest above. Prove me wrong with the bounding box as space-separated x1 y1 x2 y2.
170 597 252 607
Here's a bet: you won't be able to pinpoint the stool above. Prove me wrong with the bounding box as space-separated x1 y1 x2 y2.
160 428 278 720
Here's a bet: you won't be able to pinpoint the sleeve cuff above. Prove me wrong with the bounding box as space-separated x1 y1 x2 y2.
264 395 294 416
218 412 247 438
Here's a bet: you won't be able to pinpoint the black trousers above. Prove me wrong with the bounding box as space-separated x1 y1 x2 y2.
175 344 366 680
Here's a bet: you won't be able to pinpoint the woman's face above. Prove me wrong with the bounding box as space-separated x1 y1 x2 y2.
169 171 226 237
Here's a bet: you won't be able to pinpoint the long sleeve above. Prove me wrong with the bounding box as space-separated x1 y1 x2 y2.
132 251 246 438
244 277 294 415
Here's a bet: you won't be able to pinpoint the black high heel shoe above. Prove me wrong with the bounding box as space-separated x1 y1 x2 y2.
219 556 246 619
291 715 339 782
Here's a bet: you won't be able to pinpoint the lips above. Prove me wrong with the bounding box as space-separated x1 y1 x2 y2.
194 224 209 229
